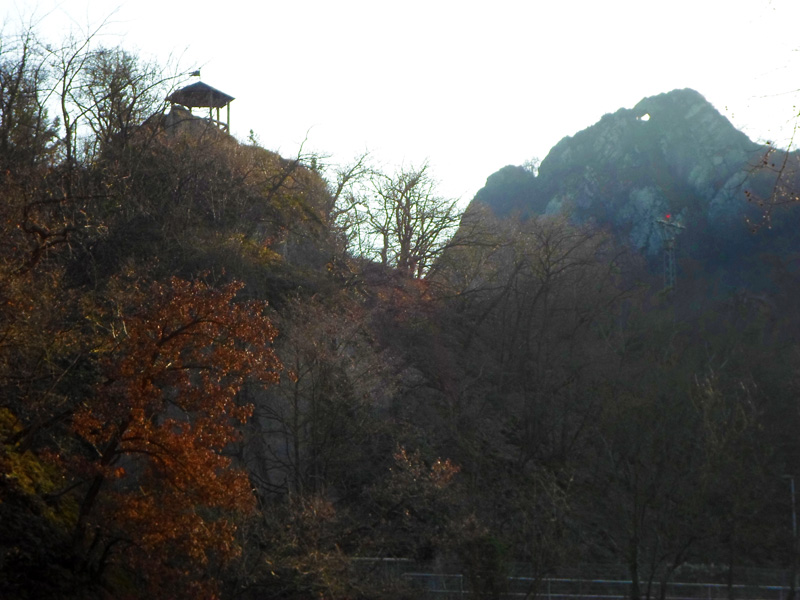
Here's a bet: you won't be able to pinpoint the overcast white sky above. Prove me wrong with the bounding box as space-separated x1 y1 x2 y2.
5 0 800 204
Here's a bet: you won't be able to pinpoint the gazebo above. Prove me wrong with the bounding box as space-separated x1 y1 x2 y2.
167 81 235 132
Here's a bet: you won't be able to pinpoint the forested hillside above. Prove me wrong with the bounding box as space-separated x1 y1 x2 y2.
2 28 800 600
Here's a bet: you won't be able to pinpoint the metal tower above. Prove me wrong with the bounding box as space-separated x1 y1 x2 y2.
656 214 685 291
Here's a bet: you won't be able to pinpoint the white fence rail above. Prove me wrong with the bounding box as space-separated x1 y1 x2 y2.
398 574 792 600
348 561 793 600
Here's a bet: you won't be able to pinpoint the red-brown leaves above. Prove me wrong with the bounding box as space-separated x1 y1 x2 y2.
70 276 281 597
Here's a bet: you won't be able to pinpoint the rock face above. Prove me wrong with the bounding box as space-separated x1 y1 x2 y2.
470 89 800 290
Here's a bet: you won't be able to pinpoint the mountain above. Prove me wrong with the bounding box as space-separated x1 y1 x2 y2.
469 89 800 291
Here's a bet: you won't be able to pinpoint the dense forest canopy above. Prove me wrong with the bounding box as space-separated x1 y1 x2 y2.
2 23 800 600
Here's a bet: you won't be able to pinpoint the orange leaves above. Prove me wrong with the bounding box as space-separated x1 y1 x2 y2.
430 456 461 488
392 445 460 489
75 277 279 441
69 276 280 597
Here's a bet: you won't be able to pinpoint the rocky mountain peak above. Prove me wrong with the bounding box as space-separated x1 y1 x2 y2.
469 89 799 291
538 89 758 198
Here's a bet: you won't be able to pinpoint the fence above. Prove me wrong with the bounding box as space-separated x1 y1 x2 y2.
353 560 795 600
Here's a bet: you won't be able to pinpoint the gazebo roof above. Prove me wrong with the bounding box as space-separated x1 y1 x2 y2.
167 81 234 109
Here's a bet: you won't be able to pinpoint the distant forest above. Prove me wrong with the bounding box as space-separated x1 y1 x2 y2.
2 24 800 600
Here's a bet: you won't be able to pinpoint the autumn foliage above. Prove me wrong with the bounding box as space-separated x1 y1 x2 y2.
9 21 800 600
65 277 280 597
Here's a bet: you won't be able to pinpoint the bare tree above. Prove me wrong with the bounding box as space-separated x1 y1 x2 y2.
248 296 393 497
0 26 57 173
362 162 461 278
37 14 184 182
324 151 373 261
74 46 175 161
744 140 800 231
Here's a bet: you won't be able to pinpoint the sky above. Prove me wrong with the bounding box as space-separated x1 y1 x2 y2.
4 0 800 205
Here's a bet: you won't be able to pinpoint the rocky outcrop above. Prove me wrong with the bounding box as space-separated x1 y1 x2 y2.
468 89 800 290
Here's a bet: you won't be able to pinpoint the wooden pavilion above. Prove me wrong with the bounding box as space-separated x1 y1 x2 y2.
167 81 235 132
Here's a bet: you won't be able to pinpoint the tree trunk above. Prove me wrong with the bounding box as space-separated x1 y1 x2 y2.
629 534 641 600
